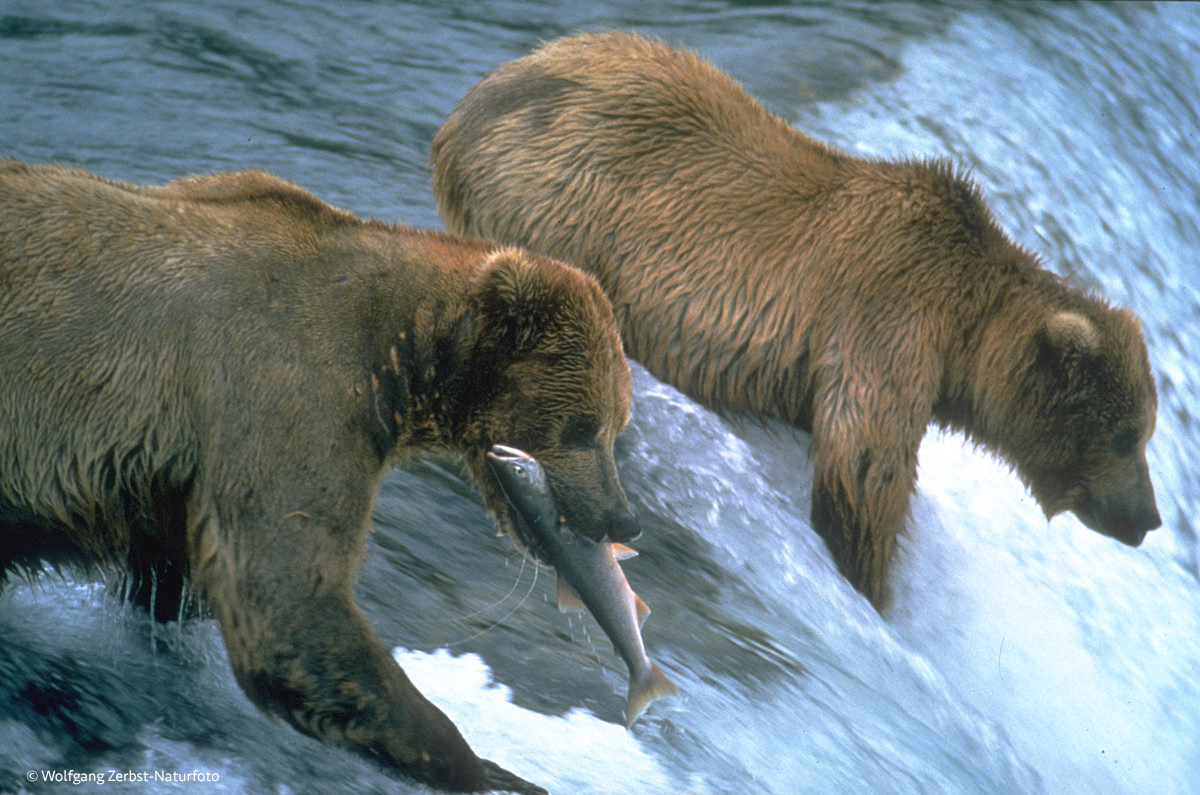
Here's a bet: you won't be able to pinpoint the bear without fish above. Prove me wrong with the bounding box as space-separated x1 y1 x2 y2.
0 159 641 793
430 31 1161 610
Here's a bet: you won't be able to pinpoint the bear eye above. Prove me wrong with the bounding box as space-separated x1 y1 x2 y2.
560 416 600 448
1111 428 1139 457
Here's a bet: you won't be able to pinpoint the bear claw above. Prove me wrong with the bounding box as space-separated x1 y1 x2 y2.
476 759 548 795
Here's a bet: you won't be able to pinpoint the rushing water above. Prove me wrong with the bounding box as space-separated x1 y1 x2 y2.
2 2 1199 794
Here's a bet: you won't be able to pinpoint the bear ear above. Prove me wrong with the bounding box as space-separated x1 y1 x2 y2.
475 247 558 355
1042 310 1102 358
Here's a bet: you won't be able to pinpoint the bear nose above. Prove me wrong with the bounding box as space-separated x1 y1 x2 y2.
1137 504 1162 533
606 510 641 543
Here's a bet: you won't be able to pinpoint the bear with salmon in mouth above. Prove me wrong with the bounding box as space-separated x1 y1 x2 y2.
0 159 639 793
430 31 1161 611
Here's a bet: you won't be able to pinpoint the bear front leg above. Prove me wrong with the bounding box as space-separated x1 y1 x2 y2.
194 513 545 793
236 596 543 792
808 361 935 611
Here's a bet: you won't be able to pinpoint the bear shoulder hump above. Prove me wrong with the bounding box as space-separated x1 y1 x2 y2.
160 169 360 227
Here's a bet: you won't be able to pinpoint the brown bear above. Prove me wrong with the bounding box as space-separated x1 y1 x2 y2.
429 31 1161 611
0 159 641 794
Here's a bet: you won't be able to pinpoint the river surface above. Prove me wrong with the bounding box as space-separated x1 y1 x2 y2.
2 2 1199 794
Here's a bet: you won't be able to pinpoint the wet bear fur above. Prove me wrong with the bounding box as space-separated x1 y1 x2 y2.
0 159 639 793
430 31 1161 610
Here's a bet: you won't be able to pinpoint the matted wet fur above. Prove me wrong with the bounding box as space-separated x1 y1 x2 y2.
0 159 639 793
431 31 1160 610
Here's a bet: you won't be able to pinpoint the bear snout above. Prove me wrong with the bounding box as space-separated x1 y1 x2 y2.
544 451 640 544
1079 485 1161 547
1116 500 1162 547
560 499 640 545
1106 513 1158 547
604 508 642 544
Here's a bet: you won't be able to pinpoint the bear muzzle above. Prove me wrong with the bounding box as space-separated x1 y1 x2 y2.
1076 479 1162 547
604 508 642 544
561 502 641 545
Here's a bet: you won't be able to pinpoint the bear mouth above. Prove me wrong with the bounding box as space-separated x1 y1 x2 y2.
1074 495 1152 547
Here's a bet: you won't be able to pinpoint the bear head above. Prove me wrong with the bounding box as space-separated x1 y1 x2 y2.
988 305 1161 545
461 248 639 550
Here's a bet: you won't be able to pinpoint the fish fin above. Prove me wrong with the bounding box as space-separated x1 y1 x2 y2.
611 543 638 560
625 661 678 729
556 576 585 612
634 594 651 628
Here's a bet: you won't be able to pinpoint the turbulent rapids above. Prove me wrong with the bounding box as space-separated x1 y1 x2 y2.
1 2 1198 794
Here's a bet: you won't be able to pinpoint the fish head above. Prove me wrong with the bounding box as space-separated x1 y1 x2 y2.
485 444 558 559
487 444 548 495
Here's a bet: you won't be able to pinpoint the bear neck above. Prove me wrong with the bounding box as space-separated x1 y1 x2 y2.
934 267 1082 475
377 309 483 456
363 240 500 457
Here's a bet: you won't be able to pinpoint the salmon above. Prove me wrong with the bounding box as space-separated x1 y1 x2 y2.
486 444 677 727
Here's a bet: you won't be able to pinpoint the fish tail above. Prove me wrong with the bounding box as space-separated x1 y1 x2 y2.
624 661 678 729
